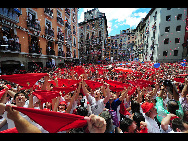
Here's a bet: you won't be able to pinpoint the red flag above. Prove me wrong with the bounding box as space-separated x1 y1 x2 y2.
12 106 87 133
84 80 103 90
32 90 60 103
0 73 48 89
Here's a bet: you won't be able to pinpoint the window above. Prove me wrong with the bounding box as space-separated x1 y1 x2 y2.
165 26 170 32
164 38 169 44
176 25 181 31
177 14 182 20
163 51 168 56
166 15 171 21
174 50 178 56
175 38 180 43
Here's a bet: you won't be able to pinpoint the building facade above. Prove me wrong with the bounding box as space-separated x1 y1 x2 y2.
106 28 136 62
142 8 187 62
0 8 79 74
78 8 108 63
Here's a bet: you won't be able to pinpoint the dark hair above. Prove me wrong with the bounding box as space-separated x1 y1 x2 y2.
99 110 114 133
131 100 140 114
120 117 133 132
76 106 88 116
171 118 186 132
167 100 179 114
133 112 145 129
13 90 27 100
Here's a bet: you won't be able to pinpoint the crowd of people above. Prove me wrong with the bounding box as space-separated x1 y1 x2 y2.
0 60 188 133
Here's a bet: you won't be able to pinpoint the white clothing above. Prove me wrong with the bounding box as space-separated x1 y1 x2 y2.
87 95 105 115
144 114 161 133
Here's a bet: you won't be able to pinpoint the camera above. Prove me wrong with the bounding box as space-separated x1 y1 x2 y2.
80 98 85 107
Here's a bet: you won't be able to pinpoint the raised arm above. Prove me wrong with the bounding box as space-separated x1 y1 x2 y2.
5 104 41 133
119 87 130 102
103 84 112 104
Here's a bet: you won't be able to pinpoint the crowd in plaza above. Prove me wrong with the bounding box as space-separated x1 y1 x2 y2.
0 60 188 133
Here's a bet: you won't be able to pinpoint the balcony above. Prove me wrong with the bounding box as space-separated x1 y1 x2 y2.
57 16 64 26
0 8 20 23
65 22 71 30
46 48 55 56
65 8 70 17
0 39 21 53
45 28 54 38
44 8 53 19
58 50 65 57
27 19 41 34
29 45 42 55
57 33 64 43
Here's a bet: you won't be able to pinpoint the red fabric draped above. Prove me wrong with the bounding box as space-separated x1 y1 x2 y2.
84 80 103 90
32 90 60 103
0 73 48 89
12 106 87 133
57 79 81 87
53 87 77 95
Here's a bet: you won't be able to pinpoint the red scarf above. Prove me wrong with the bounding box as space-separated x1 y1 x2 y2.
53 87 77 95
0 89 6 100
32 90 60 103
0 73 48 89
84 80 103 90
12 106 87 133
57 79 81 87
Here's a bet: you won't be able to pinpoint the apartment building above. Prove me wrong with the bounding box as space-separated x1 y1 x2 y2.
106 28 136 62
143 8 187 62
0 8 79 74
78 8 108 63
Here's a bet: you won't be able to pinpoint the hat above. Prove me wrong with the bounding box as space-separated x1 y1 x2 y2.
59 101 67 106
141 102 154 113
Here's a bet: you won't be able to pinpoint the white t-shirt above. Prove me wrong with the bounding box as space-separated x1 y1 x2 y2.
87 95 105 115
144 114 161 133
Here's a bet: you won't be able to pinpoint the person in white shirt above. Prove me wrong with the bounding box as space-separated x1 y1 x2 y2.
0 90 48 133
141 102 161 133
81 80 111 115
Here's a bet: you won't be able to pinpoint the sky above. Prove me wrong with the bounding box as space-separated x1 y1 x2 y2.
78 8 151 36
